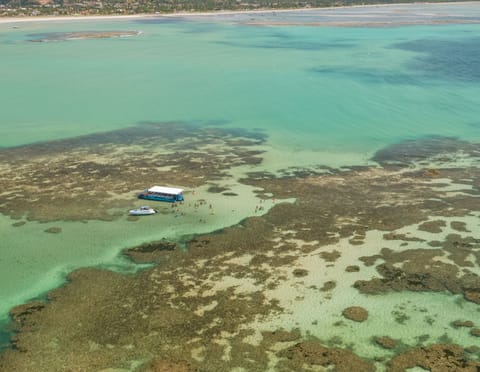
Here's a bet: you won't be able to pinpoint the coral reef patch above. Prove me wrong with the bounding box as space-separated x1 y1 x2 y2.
342 306 369 322
0 122 265 222
2 136 480 369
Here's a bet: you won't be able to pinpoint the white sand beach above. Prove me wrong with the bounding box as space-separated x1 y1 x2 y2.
0 2 478 25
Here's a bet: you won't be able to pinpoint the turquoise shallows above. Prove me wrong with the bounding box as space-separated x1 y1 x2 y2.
1 4 480 358
0 12 480 157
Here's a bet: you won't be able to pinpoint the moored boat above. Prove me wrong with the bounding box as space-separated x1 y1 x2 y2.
138 186 184 203
129 206 157 216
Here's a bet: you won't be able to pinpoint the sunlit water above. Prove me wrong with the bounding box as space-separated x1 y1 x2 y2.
1 3 480 357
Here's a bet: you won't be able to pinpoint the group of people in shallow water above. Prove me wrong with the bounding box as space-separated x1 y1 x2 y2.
167 193 275 221
255 205 265 213
168 197 215 221
255 198 275 213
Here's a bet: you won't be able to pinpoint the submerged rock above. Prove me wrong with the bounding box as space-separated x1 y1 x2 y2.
451 320 474 328
123 240 177 263
387 344 480 371
465 345 480 353
130 240 177 253
342 306 368 322
320 281 336 291
424 168 440 177
292 268 308 278
374 336 397 350
278 341 375 371
320 250 341 262
464 290 480 305
222 192 238 196
44 226 62 234
345 265 360 272
450 221 470 232
207 185 228 193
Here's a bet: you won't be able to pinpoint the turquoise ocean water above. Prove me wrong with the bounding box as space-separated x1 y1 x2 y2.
1 3 480 356
2 9 480 153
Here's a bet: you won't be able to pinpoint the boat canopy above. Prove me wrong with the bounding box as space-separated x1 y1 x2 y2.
148 186 184 195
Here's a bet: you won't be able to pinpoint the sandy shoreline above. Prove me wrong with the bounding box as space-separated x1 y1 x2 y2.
0 1 478 24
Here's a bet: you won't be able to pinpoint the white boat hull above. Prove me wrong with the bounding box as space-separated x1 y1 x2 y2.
129 207 156 216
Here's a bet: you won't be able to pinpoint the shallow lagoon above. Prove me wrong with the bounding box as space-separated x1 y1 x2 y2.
2 7 480 154
1 3 480 368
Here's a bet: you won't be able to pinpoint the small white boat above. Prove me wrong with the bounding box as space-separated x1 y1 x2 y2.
129 206 157 216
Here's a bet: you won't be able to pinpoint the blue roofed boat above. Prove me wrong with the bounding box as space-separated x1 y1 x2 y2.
138 186 184 203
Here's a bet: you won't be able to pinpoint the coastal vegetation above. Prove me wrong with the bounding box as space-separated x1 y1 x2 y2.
0 0 465 17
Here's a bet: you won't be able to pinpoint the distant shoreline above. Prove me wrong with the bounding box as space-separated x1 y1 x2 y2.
0 1 478 25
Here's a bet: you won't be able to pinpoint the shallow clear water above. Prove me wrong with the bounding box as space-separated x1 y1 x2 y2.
0 183 275 324
1 3 480 357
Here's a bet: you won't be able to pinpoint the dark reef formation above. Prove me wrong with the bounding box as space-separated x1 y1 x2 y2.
1 134 480 370
374 336 398 350
353 239 480 305
278 341 375 371
0 122 265 222
342 306 369 322
387 344 480 371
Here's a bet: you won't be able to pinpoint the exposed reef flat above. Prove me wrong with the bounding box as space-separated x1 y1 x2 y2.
28 30 141 42
2 136 480 370
387 344 480 371
0 121 265 222
353 235 480 304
